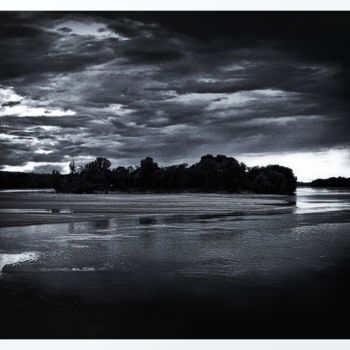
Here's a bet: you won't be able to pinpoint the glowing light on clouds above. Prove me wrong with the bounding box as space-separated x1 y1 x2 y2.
0 86 76 117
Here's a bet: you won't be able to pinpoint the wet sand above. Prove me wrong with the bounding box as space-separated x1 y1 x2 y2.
0 191 291 227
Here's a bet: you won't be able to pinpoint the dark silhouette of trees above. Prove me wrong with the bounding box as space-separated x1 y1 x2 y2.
109 166 134 191
0 155 298 195
0 171 56 189
311 177 350 187
135 157 160 189
69 161 77 174
6 158 350 194
185 154 247 191
74 157 112 192
81 157 111 175
161 163 188 190
51 169 62 191
247 165 297 194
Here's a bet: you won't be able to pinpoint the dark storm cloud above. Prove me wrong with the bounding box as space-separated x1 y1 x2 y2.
0 13 123 84
122 46 184 64
0 12 349 176
2 101 21 107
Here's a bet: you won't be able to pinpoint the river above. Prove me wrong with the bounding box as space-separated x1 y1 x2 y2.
0 188 349 338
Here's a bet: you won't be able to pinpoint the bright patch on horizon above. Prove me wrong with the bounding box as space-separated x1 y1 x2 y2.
1 161 70 174
239 149 350 182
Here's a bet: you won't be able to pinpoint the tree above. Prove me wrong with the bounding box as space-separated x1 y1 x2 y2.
187 154 247 191
110 166 133 190
248 165 296 194
69 161 77 174
82 157 112 175
51 169 60 176
138 157 159 189
51 169 62 190
95 157 111 172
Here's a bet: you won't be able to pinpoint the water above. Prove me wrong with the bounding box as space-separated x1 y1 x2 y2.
1 188 349 279
0 208 73 214
296 187 350 213
0 188 55 193
0 187 350 338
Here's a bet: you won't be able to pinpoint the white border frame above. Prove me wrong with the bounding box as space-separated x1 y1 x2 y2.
0 0 349 11
1 340 350 350
1 2 350 349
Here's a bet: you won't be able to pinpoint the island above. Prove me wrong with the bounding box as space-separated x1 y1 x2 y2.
0 154 297 195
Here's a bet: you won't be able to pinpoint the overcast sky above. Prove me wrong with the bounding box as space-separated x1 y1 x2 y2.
0 12 349 181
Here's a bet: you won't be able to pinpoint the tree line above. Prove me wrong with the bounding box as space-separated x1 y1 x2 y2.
310 177 350 187
47 154 297 195
0 171 55 189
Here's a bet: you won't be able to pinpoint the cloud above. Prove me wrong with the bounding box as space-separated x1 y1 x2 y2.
48 19 128 41
0 12 349 180
34 149 54 155
0 104 76 117
0 86 76 117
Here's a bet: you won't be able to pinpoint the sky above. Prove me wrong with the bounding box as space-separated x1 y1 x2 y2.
0 12 349 181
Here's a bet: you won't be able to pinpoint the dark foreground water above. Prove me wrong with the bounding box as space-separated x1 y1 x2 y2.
0 188 350 338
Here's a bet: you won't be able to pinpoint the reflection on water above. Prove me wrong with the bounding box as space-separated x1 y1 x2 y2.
139 217 158 225
0 188 55 193
296 187 350 213
0 208 73 214
89 219 111 230
0 188 349 286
